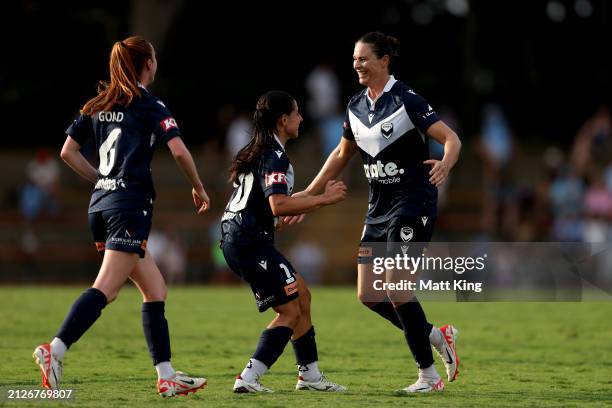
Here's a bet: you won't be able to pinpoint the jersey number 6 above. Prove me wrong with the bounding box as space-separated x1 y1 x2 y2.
99 128 121 176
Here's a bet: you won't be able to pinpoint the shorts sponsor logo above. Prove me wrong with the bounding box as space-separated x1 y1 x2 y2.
284 281 298 296
160 117 178 132
400 227 414 242
265 172 287 187
256 294 275 308
381 122 393 139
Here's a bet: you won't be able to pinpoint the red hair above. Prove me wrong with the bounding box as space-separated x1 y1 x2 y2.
81 36 153 115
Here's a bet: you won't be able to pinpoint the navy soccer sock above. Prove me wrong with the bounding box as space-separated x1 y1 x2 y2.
291 326 318 365
142 301 171 365
55 287 108 348
394 300 435 369
252 326 294 368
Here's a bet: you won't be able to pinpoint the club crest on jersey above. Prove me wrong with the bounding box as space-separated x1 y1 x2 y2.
400 227 413 242
160 117 178 132
265 172 287 187
381 122 394 139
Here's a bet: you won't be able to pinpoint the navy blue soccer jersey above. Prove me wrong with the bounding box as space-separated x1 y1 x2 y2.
221 137 294 244
342 76 440 223
66 86 181 213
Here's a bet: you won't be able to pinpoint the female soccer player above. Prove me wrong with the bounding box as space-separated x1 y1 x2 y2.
295 32 463 393
221 90 347 393
33 36 210 397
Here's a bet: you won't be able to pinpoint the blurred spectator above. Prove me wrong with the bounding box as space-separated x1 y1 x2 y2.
226 109 253 158
548 165 585 241
477 103 517 239
430 106 460 209
305 62 344 156
570 104 611 176
19 148 60 221
148 228 187 284
583 173 612 242
288 240 326 284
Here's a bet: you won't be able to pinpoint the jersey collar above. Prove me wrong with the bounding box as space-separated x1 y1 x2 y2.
365 75 397 107
273 134 285 150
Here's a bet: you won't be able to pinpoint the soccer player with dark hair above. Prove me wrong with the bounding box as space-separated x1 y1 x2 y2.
294 31 463 393
221 90 347 393
33 36 210 397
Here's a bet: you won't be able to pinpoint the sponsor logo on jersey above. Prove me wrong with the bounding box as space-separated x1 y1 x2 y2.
160 117 178 132
381 122 393 139
98 111 124 122
265 172 287 187
400 227 414 242
363 160 404 184
274 150 283 158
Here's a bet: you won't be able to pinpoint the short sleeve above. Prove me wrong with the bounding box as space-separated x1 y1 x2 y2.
403 90 439 133
65 114 93 146
151 99 181 144
259 150 290 198
342 107 355 141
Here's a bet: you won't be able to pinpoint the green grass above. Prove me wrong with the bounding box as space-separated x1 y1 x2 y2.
1 286 612 407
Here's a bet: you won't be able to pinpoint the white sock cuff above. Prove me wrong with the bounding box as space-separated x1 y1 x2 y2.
155 361 176 379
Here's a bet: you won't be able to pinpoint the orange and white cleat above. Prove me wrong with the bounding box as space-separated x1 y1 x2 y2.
33 343 63 390
157 371 207 397
433 324 460 382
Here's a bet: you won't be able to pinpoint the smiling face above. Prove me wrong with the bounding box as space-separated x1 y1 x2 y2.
277 100 303 140
353 41 390 87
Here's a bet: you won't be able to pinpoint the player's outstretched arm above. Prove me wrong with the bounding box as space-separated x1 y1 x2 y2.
424 121 462 187
269 180 347 217
167 137 210 213
305 137 357 195
60 136 97 183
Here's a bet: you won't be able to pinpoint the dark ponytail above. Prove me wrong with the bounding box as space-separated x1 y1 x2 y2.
357 31 400 72
229 90 295 183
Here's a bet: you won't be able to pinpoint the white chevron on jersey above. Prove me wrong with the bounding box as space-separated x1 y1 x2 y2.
348 105 415 158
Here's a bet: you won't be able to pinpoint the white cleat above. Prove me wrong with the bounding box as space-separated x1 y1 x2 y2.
157 371 207 397
233 375 274 393
33 343 63 390
432 325 460 382
397 376 444 394
296 374 347 392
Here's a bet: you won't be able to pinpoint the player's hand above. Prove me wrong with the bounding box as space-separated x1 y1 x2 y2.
283 214 305 226
424 159 449 187
322 180 347 205
192 186 210 214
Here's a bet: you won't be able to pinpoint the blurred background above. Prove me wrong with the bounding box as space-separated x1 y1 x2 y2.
1 0 610 285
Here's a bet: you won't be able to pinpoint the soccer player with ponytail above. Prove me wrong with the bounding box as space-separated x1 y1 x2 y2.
33 36 209 397
221 90 347 393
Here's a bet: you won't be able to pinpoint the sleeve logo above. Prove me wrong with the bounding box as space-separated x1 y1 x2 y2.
160 117 178 132
265 172 287 187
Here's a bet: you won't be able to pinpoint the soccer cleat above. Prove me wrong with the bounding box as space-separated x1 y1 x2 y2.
157 371 207 397
296 374 347 392
432 324 460 382
233 375 274 393
33 343 63 390
396 376 444 394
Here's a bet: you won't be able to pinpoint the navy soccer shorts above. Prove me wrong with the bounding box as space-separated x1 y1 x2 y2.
88 207 153 258
358 215 436 264
221 242 299 312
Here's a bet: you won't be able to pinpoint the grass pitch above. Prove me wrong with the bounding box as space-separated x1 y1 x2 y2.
1 286 611 407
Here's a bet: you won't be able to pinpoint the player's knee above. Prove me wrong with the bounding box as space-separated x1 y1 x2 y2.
279 306 301 328
142 284 167 302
